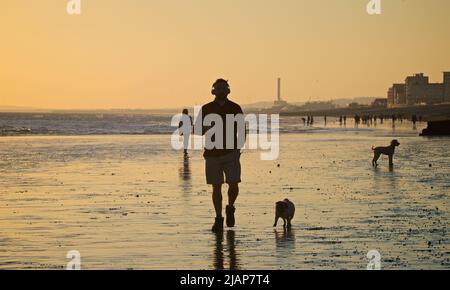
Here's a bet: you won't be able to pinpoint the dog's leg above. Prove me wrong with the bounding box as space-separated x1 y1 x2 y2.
282 218 286 228
389 154 393 166
373 154 380 168
273 216 279 227
287 218 292 229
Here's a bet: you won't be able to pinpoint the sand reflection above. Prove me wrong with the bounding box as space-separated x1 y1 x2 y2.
178 154 192 194
213 230 240 270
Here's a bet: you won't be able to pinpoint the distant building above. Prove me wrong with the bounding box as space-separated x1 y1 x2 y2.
388 72 449 107
444 72 450 103
299 101 336 111
387 84 406 108
371 98 387 108
387 88 393 107
405 73 444 105
348 102 366 109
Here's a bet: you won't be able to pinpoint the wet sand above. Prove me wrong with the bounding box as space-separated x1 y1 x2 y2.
0 125 448 269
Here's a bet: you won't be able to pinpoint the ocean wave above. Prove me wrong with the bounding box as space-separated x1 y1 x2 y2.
0 113 424 136
0 126 33 136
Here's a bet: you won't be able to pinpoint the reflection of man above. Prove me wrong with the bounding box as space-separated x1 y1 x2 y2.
195 79 244 232
213 230 240 270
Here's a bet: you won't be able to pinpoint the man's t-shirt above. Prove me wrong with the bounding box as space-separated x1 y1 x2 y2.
198 99 244 157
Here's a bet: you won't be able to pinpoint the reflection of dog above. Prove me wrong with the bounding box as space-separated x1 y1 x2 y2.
273 199 295 228
372 140 400 168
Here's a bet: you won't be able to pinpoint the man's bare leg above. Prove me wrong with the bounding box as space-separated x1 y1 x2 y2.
212 184 223 217
228 183 239 206
226 183 239 227
212 184 224 232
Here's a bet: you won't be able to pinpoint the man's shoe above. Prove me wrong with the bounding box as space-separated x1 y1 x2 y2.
212 217 224 232
226 205 235 227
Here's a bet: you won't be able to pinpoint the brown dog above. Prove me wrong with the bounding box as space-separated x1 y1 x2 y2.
372 139 400 167
273 199 295 229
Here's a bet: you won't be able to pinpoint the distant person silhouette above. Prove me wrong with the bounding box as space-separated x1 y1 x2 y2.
412 114 418 125
354 114 360 128
195 79 244 232
179 108 193 155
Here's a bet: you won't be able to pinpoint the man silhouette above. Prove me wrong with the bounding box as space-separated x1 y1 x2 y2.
179 108 192 155
195 79 244 232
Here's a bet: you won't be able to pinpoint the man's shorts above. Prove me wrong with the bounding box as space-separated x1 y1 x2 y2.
205 151 241 185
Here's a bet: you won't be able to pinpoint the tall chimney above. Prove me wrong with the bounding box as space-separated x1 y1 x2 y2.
277 78 281 102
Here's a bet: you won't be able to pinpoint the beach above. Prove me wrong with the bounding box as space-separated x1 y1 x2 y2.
0 120 448 269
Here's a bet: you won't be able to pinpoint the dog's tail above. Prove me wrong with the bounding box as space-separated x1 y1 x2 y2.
371 146 375 151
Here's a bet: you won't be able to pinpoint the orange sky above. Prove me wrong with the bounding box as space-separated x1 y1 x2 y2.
1 0 449 109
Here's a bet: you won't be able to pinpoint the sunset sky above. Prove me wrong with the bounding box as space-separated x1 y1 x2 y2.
1 0 449 109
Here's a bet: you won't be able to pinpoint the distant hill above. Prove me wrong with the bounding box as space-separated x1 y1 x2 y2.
242 97 381 110
0 106 50 112
242 101 275 109
0 106 179 114
331 97 380 107
2 97 381 113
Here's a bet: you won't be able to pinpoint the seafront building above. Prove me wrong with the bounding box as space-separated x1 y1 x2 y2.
388 72 450 108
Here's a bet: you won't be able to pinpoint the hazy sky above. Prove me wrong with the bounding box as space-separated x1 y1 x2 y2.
1 0 449 109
